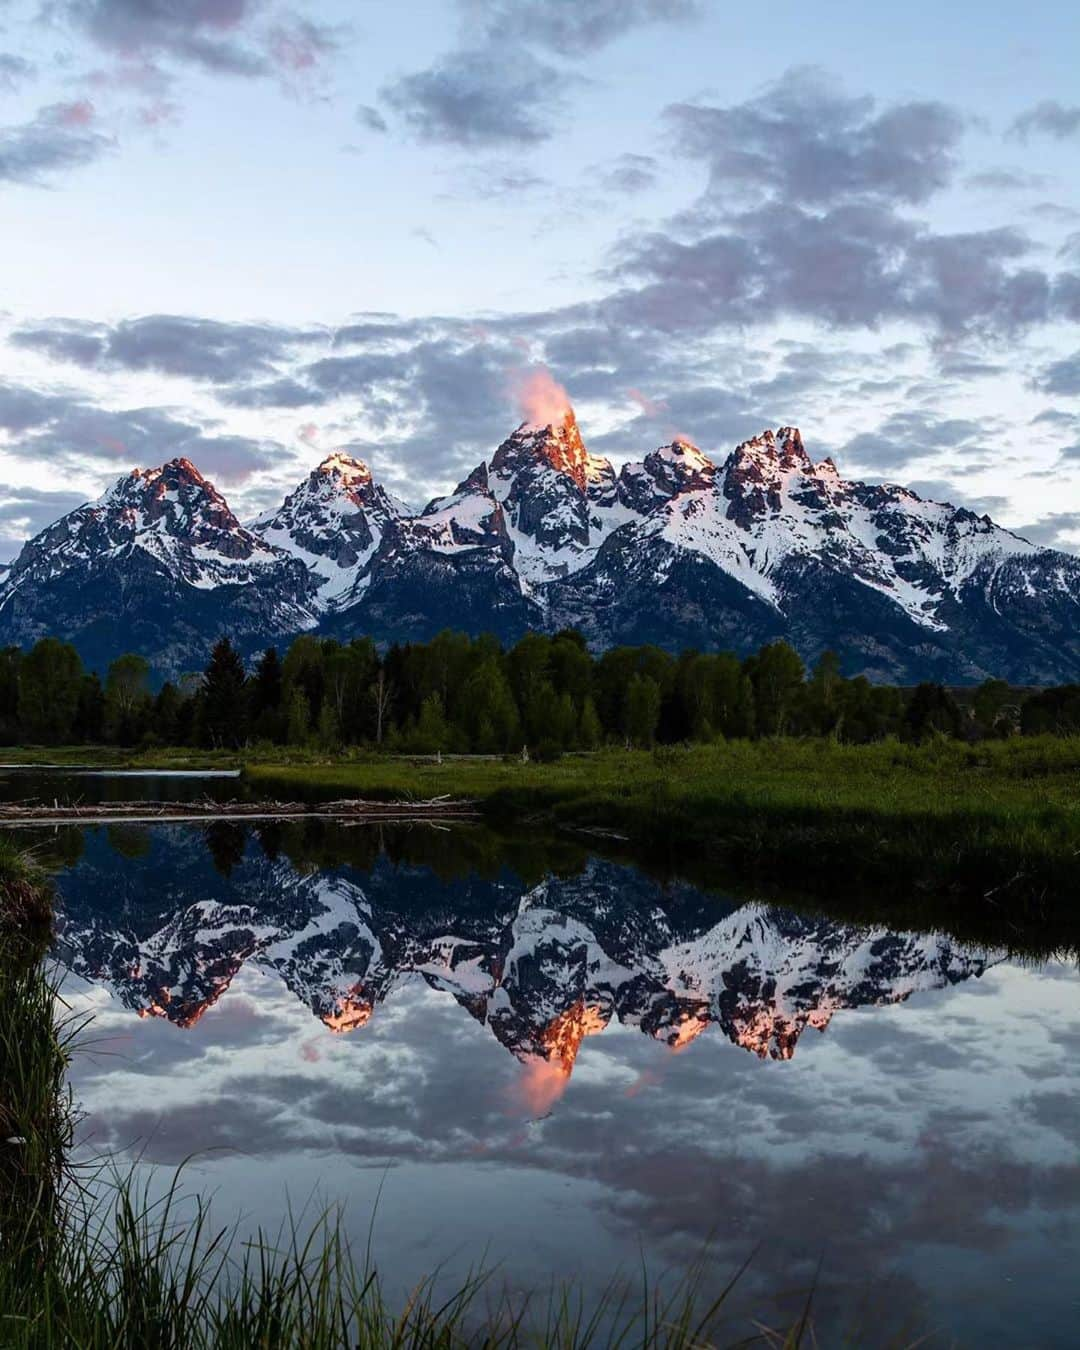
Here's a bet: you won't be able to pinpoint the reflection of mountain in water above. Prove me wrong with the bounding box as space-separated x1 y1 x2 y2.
52 827 1003 1072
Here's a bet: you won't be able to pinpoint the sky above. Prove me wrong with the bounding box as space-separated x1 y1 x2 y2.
0 0 1079 561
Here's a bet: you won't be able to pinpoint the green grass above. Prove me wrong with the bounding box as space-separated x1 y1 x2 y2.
0 839 53 948
243 737 1080 930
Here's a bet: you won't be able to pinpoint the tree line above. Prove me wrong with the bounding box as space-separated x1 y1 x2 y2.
1 631 1077 751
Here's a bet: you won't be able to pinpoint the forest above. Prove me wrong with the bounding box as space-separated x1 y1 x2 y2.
2 630 1079 752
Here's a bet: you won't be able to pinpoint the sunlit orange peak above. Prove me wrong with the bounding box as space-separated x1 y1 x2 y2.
321 994 374 1034
539 999 609 1073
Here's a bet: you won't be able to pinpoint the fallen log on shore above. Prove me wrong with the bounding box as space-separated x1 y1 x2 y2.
0 795 478 826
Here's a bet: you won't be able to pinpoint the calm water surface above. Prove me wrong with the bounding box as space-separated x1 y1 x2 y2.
9 771 1079 1346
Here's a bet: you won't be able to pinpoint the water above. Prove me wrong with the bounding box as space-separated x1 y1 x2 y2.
9 771 1080 1346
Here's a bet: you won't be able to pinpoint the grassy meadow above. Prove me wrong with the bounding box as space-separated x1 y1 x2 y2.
241 736 1080 929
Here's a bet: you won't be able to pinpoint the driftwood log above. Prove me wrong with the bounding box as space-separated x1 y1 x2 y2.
0 795 477 825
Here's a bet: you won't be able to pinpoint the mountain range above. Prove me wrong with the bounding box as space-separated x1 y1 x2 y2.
52 827 1002 1073
3 410 1078 682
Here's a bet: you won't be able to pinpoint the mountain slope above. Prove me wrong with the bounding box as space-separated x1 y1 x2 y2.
250 453 408 612
0 458 317 676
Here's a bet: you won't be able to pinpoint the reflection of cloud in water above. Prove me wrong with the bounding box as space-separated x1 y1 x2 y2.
51 825 1080 1347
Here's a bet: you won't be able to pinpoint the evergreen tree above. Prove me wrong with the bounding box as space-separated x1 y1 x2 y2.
579 695 603 749
0 647 21 745
74 673 107 744
152 682 183 744
201 638 248 748
903 683 962 741
317 699 340 749
415 692 450 752
250 647 284 740
461 658 519 752
972 678 1014 737
806 650 844 736
747 641 804 736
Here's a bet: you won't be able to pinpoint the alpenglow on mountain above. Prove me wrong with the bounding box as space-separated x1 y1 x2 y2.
2 410 1078 682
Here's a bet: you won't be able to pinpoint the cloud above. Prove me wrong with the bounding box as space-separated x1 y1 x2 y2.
355 104 388 134
510 365 572 428
1010 512 1080 551
220 376 321 409
0 100 112 185
12 314 319 383
1008 101 1080 142
381 46 565 147
60 0 270 78
966 168 1048 193
905 481 1010 518
667 68 965 207
0 52 35 91
265 16 342 77
607 204 1055 337
462 0 701 56
593 152 659 195
0 377 279 486
1034 351 1080 397
837 412 993 476
0 485 90 562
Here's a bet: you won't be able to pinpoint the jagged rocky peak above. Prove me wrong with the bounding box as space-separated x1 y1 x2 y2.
251 449 407 608
647 438 716 487
314 450 374 487
619 437 716 513
69 455 268 563
492 409 612 493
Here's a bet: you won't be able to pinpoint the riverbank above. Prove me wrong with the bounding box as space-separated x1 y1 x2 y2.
242 737 1080 923
5 735 1080 929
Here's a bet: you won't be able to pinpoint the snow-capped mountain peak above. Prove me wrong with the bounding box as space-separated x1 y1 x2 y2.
251 452 406 610
493 410 612 493
4 414 1080 685
313 451 374 487
0 458 317 674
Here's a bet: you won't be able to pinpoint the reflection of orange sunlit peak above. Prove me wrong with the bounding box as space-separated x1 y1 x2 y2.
137 988 217 1029
665 1011 710 1052
320 993 374 1034
514 1055 571 1115
540 1000 609 1073
508 1000 610 1118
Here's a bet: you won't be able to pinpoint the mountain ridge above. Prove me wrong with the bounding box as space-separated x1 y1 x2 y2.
1 412 1076 683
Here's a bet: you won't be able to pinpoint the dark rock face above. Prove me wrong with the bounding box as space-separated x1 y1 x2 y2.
5 419 1080 683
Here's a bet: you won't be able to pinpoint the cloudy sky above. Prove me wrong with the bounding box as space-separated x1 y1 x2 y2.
1 0 1079 561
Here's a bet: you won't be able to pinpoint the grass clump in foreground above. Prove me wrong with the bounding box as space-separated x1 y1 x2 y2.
0 840 53 949
0 937 913 1348
244 735 1080 924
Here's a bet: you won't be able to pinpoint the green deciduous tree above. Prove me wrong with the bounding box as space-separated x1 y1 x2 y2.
747 641 805 737
624 674 662 748
17 638 83 744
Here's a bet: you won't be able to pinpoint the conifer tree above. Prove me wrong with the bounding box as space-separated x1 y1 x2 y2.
201 638 247 748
